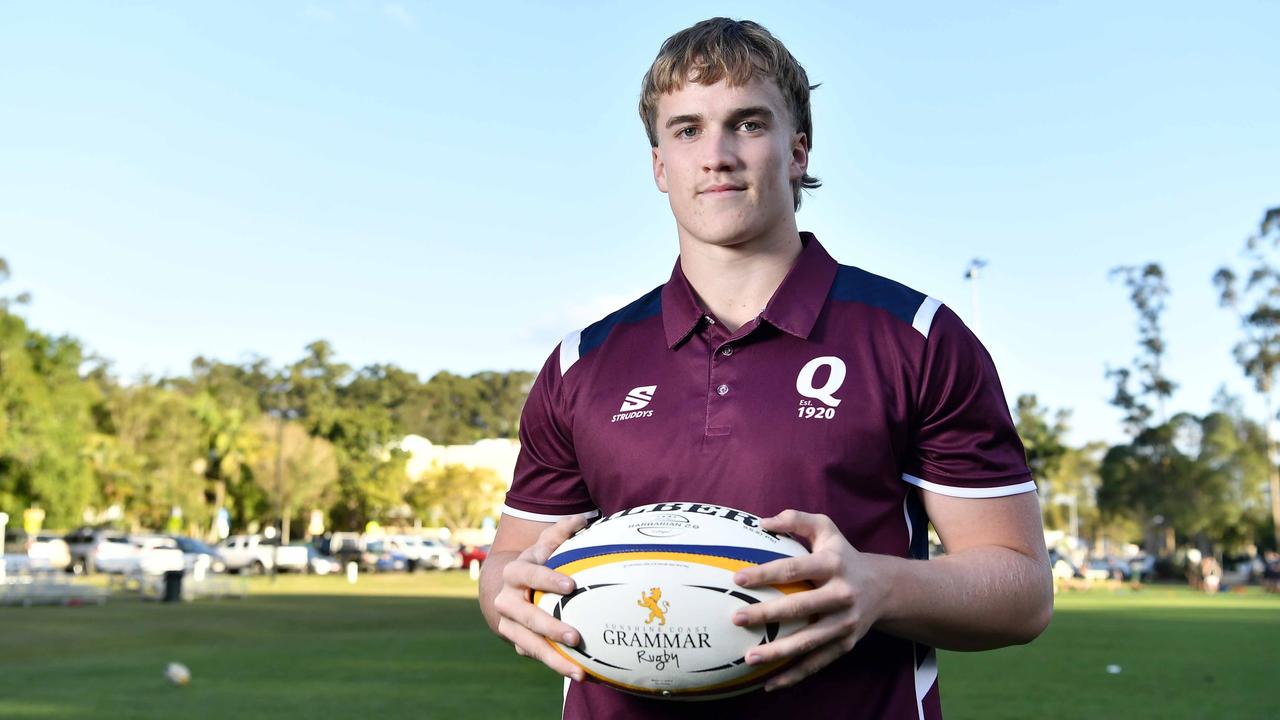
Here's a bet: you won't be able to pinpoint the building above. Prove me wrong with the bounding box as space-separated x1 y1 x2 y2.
397 435 520 485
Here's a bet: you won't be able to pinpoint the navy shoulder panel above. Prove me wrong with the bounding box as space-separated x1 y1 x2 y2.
577 286 663 359
829 264 928 327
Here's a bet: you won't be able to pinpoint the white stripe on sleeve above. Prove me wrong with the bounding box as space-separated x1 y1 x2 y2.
501 504 600 523
901 473 1037 498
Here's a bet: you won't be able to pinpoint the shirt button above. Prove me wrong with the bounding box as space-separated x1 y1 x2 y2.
716 384 730 396
720 345 734 357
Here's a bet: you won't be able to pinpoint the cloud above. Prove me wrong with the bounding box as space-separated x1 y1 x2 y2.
301 4 335 23
382 3 417 30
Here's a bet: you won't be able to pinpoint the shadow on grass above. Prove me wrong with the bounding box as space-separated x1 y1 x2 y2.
0 594 561 720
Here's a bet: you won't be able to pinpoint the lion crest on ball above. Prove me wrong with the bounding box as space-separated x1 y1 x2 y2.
637 587 671 625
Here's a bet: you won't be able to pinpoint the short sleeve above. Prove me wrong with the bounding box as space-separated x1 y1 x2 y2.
902 305 1036 498
501 344 599 521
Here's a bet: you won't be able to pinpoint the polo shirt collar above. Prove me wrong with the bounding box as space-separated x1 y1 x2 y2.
661 232 839 348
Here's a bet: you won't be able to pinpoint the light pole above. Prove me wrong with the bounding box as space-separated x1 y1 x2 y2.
267 379 295 582
964 258 988 335
1058 494 1079 545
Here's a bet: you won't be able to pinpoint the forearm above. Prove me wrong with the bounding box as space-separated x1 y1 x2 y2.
868 546 1053 651
478 550 521 636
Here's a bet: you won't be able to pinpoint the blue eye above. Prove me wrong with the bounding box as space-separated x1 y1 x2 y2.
740 121 762 132
678 127 698 139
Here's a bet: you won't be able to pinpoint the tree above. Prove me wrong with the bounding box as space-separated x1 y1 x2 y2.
404 464 506 531
191 390 259 537
250 416 338 543
1100 262 1183 553
98 382 206 531
1047 442 1107 542
1013 394 1070 482
1099 411 1268 552
1194 411 1269 550
1107 263 1177 433
1098 420 1182 553
415 370 535 444
0 263 96 527
1214 205 1280 548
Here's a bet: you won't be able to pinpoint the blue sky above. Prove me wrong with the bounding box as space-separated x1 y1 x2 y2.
2 1 1277 446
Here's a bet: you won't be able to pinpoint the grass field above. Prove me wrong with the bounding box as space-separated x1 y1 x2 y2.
1 574 1276 719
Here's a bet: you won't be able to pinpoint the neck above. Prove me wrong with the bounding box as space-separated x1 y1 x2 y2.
677 221 803 333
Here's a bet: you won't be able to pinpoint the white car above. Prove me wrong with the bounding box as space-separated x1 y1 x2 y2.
419 537 461 570
95 535 184 575
218 534 309 574
64 528 134 574
3 531 72 571
389 535 458 571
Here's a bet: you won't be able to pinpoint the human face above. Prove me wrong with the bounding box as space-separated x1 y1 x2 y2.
651 77 809 249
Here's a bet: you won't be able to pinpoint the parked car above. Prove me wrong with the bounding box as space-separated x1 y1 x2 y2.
63 527 133 575
1083 559 1113 582
265 540 310 573
364 538 409 572
4 530 72 571
420 537 462 570
171 535 227 573
218 534 308 574
93 535 185 575
387 535 457 571
459 544 489 570
322 532 366 568
304 545 340 575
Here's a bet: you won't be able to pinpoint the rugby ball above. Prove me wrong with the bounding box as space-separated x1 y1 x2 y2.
533 502 812 700
164 661 191 686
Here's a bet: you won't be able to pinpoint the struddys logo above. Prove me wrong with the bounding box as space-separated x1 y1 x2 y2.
612 385 657 423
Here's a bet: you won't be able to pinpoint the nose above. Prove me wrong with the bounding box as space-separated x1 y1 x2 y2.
700 127 739 174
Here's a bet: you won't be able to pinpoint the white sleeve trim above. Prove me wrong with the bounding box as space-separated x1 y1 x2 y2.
501 504 600 523
901 473 1036 498
912 297 943 338
559 329 582 375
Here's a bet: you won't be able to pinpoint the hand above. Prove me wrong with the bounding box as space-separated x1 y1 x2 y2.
491 514 590 682
730 510 887 692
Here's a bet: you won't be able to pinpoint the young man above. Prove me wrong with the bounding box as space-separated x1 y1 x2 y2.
479 17 1052 719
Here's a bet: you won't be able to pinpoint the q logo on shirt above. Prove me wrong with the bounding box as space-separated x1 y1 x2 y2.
796 356 846 408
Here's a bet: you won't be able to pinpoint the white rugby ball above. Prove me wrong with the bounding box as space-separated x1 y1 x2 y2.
533 502 812 700
164 661 191 686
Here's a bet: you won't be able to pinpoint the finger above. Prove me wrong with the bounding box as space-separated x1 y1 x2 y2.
731 584 849 626
498 616 585 682
764 635 854 692
760 509 836 543
735 549 841 588
494 586 583 647
503 558 577 596
744 612 849 666
528 514 591 565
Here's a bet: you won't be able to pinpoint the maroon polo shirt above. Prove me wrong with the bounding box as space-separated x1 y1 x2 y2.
503 233 1034 720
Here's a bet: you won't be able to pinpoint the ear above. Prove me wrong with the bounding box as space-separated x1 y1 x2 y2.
652 146 669 194
789 132 810 183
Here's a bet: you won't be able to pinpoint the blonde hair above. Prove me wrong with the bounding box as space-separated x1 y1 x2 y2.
639 18 821 210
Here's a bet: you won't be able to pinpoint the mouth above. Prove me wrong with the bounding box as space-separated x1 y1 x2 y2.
699 184 746 197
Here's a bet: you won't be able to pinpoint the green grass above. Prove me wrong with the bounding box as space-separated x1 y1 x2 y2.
1 575 1276 719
